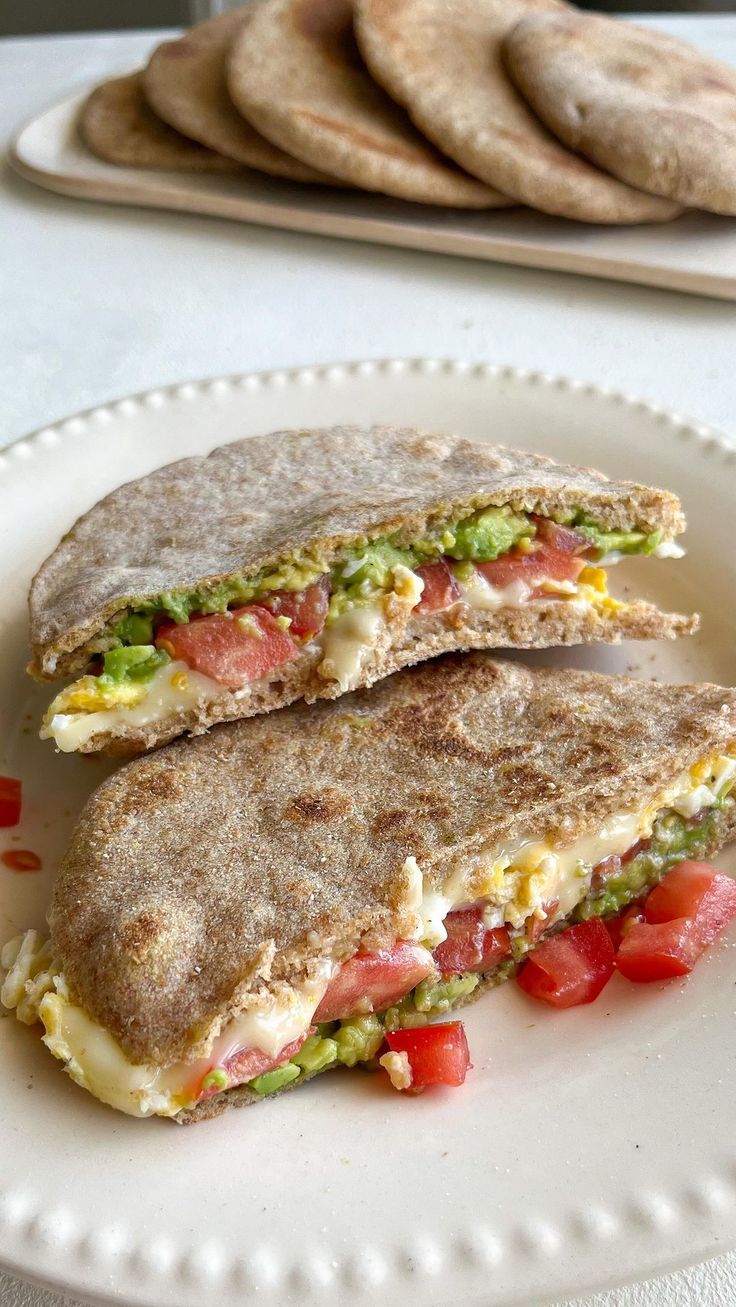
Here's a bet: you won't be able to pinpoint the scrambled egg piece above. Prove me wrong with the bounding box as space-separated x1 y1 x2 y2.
379 1050 413 1091
45 674 148 718
577 566 623 615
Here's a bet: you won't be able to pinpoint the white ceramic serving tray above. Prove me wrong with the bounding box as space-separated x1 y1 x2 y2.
1 359 735 1307
10 87 736 301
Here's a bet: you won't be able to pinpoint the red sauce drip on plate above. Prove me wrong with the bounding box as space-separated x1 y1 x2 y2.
2 849 42 873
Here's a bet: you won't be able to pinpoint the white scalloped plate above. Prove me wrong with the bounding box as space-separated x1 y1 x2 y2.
10 88 736 301
1 359 736 1307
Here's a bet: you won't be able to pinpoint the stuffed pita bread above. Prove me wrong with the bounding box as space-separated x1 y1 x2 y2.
30 425 695 754
4 655 735 1120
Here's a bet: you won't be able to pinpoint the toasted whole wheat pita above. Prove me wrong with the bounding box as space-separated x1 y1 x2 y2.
7 654 733 1120
80 72 241 172
226 0 509 206
504 11 736 215
143 10 340 184
354 0 681 224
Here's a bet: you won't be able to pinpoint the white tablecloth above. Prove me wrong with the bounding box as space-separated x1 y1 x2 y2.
1 20 735 1307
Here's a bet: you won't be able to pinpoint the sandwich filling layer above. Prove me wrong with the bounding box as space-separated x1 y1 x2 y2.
41 506 681 752
4 752 732 1118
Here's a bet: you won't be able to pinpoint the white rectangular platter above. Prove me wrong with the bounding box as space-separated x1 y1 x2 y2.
10 84 736 302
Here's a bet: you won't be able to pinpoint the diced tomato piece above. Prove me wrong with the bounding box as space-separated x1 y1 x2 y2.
155 605 297 688
530 516 588 555
604 913 624 952
384 1022 471 1091
415 559 461 613
525 900 559 945
645 861 736 929
315 942 434 1022
478 926 512 967
0 777 21 829
604 903 644 952
477 542 586 591
516 918 615 1008
591 854 622 890
432 907 511 974
615 918 697 981
615 861 736 983
196 1031 309 1101
260 576 331 640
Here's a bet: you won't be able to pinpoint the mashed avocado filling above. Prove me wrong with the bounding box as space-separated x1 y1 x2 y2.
96 505 664 666
574 803 728 921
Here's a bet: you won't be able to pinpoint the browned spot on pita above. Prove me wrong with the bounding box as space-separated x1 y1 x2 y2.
125 770 186 812
373 790 452 839
119 910 167 962
286 786 354 823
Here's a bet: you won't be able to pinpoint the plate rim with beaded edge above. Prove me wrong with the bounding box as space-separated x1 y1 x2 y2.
1 357 736 1307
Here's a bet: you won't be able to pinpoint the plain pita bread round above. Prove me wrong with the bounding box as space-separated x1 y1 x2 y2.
80 73 241 172
143 10 340 184
504 11 736 214
354 0 681 224
226 0 510 207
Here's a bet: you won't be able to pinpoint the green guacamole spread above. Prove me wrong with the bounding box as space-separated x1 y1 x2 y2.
574 805 727 921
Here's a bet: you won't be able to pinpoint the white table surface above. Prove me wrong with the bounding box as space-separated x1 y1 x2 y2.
1 19 736 1307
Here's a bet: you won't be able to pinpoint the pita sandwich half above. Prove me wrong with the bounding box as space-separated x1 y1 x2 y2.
3 655 736 1121
30 424 696 755
226 0 510 207
80 72 241 172
504 11 736 215
142 9 341 184
354 0 681 224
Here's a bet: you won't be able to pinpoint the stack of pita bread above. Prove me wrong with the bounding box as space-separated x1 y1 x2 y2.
81 0 736 224
76 0 736 222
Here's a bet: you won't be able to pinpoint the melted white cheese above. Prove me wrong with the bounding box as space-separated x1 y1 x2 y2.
318 566 425 693
417 754 735 942
318 601 387 693
44 660 221 753
458 573 531 611
598 539 684 565
2 945 332 1119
